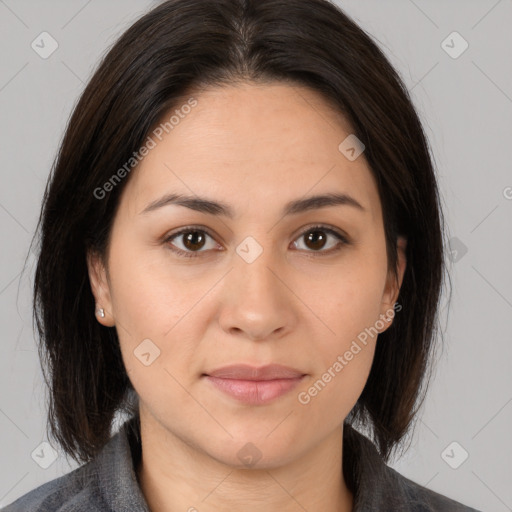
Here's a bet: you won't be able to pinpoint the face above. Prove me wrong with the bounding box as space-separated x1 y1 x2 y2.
88 82 406 468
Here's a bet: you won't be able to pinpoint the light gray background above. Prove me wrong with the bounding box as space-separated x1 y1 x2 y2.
0 1 511 510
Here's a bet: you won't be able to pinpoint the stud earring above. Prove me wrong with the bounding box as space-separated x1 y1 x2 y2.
96 307 105 318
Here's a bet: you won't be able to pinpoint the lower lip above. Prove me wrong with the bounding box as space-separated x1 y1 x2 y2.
204 375 305 405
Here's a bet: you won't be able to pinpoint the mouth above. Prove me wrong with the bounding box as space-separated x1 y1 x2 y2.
202 364 307 405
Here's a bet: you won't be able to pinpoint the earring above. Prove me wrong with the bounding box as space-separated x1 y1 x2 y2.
96 307 105 318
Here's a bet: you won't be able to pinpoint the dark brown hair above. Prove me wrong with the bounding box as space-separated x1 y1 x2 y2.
31 0 448 468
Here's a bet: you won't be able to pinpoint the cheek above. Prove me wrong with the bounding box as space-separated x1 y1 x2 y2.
106 240 196 393
297 318 378 432
310 259 386 352
108 235 193 335
296 260 384 417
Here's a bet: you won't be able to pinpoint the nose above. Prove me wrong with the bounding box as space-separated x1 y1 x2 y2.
217 242 298 342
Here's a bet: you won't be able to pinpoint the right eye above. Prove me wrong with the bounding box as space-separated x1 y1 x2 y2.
164 227 220 258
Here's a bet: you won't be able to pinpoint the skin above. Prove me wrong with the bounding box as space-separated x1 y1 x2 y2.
88 82 406 512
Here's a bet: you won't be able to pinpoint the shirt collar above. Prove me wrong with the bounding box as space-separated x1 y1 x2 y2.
343 423 410 510
92 415 150 511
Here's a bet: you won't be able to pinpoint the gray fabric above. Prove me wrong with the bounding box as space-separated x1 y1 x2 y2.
1 416 482 511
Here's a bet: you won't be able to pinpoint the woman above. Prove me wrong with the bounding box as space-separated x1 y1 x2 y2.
2 0 482 510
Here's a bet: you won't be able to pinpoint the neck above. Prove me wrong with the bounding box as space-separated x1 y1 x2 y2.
136 413 353 512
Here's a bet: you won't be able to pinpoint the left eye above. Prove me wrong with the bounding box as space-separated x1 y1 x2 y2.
164 225 349 258
292 226 349 253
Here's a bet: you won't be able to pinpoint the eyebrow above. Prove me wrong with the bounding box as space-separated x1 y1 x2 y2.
140 192 367 218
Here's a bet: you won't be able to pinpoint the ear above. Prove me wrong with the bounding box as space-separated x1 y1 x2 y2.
377 236 407 333
86 249 115 327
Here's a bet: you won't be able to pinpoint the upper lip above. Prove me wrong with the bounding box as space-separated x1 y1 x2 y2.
204 364 306 381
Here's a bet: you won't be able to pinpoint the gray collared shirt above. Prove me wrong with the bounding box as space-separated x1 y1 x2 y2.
1 416 482 511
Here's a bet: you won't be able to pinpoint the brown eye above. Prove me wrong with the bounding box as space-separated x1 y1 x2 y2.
180 231 207 251
304 230 328 250
292 226 349 254
165 228 218 258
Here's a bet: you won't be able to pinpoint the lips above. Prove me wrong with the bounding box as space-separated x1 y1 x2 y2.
204 364 306 380
203 364 307 405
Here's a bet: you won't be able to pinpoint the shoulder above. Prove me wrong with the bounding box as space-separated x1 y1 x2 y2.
388 466 483 512
0 462 102 512
343 424 483 512
1 416 147 512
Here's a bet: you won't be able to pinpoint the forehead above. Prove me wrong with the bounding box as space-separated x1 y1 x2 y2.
121 82 381 224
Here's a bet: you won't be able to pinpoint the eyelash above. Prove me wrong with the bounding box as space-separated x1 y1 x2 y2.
163 224 350 259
